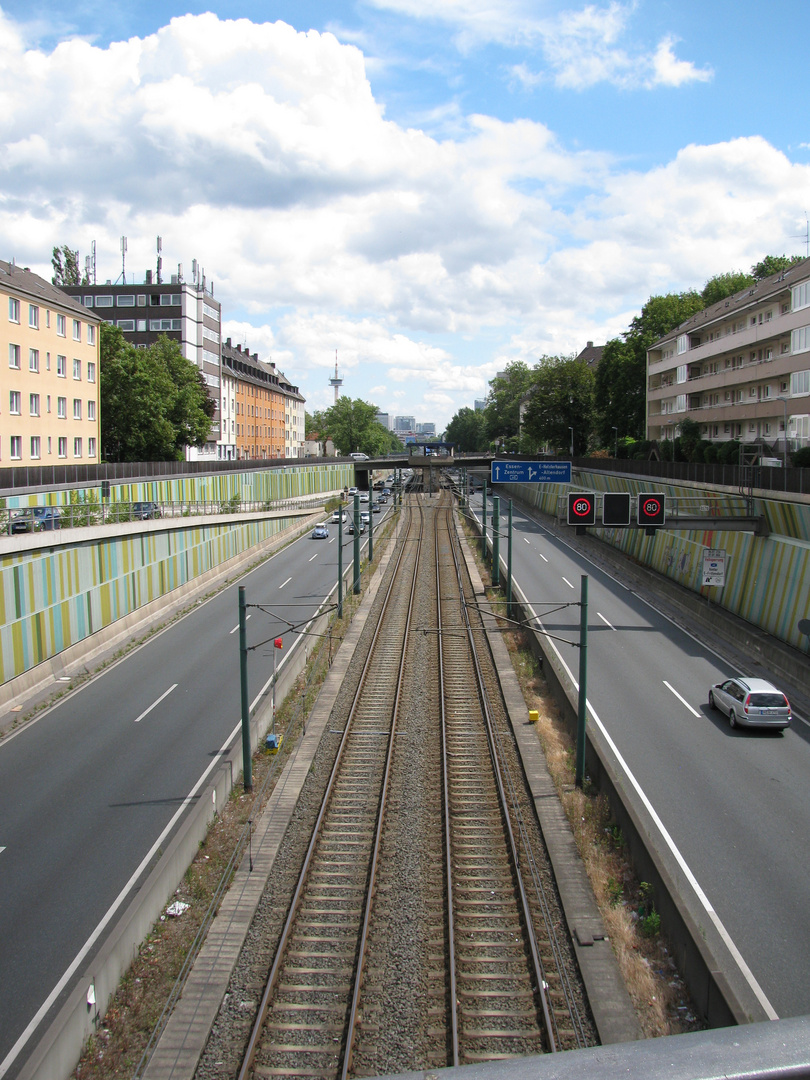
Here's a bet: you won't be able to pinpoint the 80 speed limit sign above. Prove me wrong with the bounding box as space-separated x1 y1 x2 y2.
567 492 596 526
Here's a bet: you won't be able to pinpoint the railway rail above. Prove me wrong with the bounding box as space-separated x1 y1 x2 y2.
229 488 596 1080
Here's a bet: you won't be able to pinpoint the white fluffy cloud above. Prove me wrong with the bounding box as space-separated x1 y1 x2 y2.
0 10 805 428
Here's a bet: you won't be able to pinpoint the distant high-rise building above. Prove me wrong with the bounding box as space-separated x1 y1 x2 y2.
376 412 390 430
394 415 415 432
416 422 436 435
474 399 487 411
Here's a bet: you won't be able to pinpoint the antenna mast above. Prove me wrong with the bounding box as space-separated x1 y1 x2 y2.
329 349 343 404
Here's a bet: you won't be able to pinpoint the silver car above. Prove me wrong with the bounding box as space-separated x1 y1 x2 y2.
709 676 791 729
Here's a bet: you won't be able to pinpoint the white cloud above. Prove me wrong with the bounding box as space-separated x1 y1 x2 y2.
0 11 804 432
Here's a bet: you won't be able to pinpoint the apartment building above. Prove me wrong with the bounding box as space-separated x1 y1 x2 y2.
63 267 223 460
280 371 305 459
221 339 286 459
1 260 101 467
647 257 810 454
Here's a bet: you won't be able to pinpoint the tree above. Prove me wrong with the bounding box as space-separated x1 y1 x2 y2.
751 254 804 281
52 244 87 286
483 361 535 449
100 325 214 461
319 397 382 456
522 355 594 455
676 418 702 462
701 271 754 306
444 407 489 452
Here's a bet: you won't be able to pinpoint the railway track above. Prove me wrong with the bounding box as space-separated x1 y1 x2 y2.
234 489 595 1080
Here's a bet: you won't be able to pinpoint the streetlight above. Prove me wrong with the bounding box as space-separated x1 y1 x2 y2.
569 426 574 457
612 426 618 458
776 395 789 488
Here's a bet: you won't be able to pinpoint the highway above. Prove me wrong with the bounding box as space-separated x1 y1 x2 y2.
469 488 810 1021
0 501 391 1078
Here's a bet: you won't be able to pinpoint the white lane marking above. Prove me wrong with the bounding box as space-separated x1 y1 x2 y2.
134 684 177 723
228 612 252 635
538 552 548 563
279 577 292 589
523 595 779 1021
0 847 5 855
309 552 320 562
664 681 701 717
597 612 616 631
562 577 575 589
524 537 531 544
0 717 247 1079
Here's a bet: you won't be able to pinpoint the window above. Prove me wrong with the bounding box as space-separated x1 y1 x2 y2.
73 358 81 380
29 348 39 373
117 319 135 332
137 319 147 332
30 436 40 459
9 343 20 369
29 304 39 328
74 437 82 458
58 437 67 458
73 319 81 340
116 294 135 306
675 395 687 413
203 302 218 320
149 318 181 331
57 354 66 377
94 295 113 307
87 400 96 421
8 296 20 322
29 393 40 416
10 435 21 459
791 370 810 396
160 293 182 306
87 324 96 346
137 294 146 306
88 437 96 458
73 399 82 420
791 326 810 354
83 296 94 307
57 396 66 418
57 313 66 336
792 281 810 312
676 334 687 354
9 391 21 414
46 351 50 371
87 361 96 383
46 394 51 413
676 365 688 384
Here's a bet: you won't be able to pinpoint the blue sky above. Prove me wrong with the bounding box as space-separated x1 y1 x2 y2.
1 0 809 430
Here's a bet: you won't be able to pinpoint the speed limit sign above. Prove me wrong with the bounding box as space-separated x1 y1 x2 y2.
567 492 596 526
637 492 666 526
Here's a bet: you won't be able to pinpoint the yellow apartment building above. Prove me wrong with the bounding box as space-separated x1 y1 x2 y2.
1 260 101 467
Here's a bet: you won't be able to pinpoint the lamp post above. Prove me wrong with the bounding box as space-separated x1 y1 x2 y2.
569 426 574 457
612 426 618 458
776 396 789 489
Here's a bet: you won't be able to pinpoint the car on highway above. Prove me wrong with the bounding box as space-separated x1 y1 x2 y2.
311 524 329 539
350 452 369 460
133 501 161 520
331 509 347 523
708 676 791 729
347 487 358 496
372 502 381 513
9 506 62 533
347 519 365 534
360 510 370 524
359 492 369 503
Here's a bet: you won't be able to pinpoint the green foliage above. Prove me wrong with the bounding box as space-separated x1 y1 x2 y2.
676 418 702 461
219 493 242 514
444 406 489 452
318 397 386 456
66 489 101 527
522 355 593 454
751 254 804 281
51 244 87 286
792 446 810 467
717 439 742 465
701 270 754 306
607 877 624 906
659 439 674 461
483 361 536 445
100 325 214 461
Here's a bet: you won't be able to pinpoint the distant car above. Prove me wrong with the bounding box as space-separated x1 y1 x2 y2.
311 524 329 539
331 510 347 523
348 487 358 496
385 476 394 484
360 510 370 524
133 501 161 520
373 479 385 489
359 492 369 503
9 507 62 533
382 488 392 497
372 503 381 513
709 677 791 729
347 519 366 534
350 452 369 460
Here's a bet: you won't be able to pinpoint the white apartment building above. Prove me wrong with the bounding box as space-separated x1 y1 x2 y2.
647 257 810 454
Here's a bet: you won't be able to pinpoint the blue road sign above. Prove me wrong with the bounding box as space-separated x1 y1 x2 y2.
491 460 572 484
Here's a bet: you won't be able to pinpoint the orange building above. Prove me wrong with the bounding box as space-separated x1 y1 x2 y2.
221 338 286 459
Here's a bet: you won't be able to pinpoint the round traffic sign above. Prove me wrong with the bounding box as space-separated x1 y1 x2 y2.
572 497 593 517
641 497 662 517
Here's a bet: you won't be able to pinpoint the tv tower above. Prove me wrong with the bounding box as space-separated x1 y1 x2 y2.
329 351 343 404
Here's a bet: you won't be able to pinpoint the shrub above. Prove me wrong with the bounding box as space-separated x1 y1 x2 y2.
792 446 810 468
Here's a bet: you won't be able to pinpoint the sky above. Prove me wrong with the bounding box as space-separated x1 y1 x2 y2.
1 1 809 433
